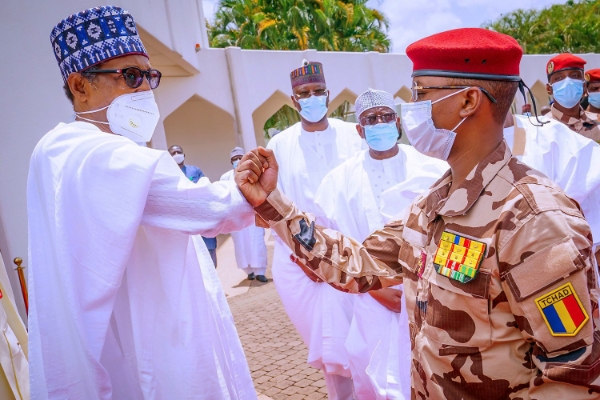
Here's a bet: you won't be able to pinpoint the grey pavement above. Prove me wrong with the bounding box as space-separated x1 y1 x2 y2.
216 231 328 400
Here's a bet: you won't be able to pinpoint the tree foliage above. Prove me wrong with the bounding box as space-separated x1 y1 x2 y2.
208 0 390 52
483 0 600 54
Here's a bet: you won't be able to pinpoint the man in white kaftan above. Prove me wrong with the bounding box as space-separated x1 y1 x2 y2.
314 89 448 400
266 61 364 398
221 147 268 282
504 113 600 268
28 7 256 399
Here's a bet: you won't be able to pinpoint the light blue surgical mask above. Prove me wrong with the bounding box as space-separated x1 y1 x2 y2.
232 160 240 169
552 77 584 109
363 121 399 152
298 94 328 123
588 92 600 109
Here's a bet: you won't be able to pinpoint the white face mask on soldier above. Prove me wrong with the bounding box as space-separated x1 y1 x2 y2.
75 91 160 143
400 87 470 161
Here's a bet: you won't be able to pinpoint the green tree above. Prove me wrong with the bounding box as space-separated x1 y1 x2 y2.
209 0 390 52
483 0 600 54
208 0 390 137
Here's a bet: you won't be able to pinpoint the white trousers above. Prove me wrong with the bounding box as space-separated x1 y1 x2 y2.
324 372 354 400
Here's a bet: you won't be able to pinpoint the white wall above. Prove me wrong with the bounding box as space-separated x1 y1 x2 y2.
1 0 599 321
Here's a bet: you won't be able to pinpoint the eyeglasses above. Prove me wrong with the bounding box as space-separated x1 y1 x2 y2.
360 112 397 126
84 66 162 90
294 89 328 100
411 84 497 103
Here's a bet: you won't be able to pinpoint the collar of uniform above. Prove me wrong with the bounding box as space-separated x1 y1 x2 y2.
550 104 593 129
423 141 511 220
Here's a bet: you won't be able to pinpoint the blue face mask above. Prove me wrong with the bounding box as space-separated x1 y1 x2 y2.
588 92 600 109
232 160 240 169
552 77 584 109
364 121 399 152
298 94 328 123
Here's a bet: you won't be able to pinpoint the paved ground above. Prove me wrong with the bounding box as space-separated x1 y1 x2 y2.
216 231 329 399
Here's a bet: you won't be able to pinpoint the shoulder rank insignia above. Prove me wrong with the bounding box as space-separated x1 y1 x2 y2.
535 282 589 337
433 231 486 283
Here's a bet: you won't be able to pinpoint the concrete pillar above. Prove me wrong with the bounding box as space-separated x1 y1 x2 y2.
225 47 257 150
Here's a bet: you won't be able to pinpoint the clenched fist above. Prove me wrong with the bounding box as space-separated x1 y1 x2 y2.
235 147 279 207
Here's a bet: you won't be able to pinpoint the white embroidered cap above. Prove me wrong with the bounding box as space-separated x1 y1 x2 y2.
355 88 396 119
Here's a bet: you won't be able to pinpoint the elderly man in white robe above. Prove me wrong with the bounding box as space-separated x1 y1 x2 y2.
221 147 268 282
314 89 448 399
28 6 258 399
266 60 364 398
503 112 600 268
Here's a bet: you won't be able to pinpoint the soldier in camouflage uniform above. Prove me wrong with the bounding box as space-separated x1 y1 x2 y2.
545 54 600 143
236 28 600 399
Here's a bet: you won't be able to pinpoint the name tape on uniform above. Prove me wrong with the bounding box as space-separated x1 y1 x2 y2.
434 231 486 284
535 282 589 337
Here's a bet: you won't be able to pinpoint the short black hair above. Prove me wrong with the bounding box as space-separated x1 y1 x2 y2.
448 78 519 124
168 145 183 152
62 64 101 104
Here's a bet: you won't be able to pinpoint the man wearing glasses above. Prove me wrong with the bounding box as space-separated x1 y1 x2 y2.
265 60 364 398
314 89 448 399
242 28 600 398
28 6 257 399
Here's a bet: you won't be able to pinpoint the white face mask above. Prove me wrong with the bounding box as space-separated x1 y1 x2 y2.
400 87 470 160
75 91 160 143
172 153 185 164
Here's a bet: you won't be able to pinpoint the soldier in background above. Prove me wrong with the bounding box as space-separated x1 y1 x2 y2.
585 69 600 123
239 28 600 398
545 54 600 142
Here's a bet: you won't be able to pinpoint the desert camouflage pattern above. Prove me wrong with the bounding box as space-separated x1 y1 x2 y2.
255 141 600 399
548 104 600 143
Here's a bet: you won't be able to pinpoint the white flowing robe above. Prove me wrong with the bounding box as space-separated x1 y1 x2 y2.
314 146 448 400
28 121 257 400
266 118 364 376
504 115 600 247
220 170 267 275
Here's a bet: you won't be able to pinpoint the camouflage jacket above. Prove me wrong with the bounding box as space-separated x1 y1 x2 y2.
256 141 600 399
548 104 600 143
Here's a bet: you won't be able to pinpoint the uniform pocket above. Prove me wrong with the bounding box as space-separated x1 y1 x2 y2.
423 269 493 349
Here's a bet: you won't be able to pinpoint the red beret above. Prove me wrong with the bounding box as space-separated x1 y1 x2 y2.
585 69 600 83
546 53 586 76
406 28 522 81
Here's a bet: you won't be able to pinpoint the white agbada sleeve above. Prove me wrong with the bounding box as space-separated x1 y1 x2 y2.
505 116 600 245
141 155 253 236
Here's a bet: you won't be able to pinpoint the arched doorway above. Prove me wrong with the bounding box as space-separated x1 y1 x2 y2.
164 95 237 182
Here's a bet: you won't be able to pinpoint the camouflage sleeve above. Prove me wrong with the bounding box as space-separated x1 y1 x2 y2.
255 188 404 293
499 207 600 396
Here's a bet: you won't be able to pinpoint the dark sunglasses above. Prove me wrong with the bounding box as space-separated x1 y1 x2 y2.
360 112 397 126
84 66 162 89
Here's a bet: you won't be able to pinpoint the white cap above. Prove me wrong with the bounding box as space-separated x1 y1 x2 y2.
230 147 245 159
355 88 396 119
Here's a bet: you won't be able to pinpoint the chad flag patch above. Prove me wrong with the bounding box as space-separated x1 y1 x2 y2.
433 231 486 284
535 282 589 337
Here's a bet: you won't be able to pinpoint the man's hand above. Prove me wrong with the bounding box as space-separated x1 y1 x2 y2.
235 147 279 207
369 288 402 313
